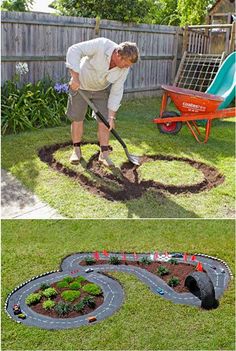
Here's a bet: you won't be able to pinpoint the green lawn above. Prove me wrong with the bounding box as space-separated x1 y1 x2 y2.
1 97 235 218
1 219 235 350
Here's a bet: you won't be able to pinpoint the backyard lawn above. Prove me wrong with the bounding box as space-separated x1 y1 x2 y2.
1 219 235 350
2 96 235 218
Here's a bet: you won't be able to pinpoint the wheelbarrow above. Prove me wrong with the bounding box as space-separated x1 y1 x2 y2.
153 85 236 143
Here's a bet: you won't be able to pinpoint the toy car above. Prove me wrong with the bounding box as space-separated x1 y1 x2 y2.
13 304 21 315
156 287 164 295
85 268 94 273
210 265 217 270
18 313 26 319
220 268 225 273
171 253 183 258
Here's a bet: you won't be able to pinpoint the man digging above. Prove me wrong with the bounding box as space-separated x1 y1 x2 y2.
66 37 139 167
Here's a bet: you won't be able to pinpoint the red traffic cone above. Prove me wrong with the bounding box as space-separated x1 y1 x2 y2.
122 253 126 262
102 250 109 257
154 251 159 261
196 261 203 272
133 252 138 260
93 251 100 261
183 253 187 261
191 255 196 261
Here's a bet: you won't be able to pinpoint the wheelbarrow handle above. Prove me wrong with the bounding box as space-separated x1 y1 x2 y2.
77 89 127 149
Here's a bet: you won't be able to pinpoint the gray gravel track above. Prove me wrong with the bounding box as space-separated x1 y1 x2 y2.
6 252 232 330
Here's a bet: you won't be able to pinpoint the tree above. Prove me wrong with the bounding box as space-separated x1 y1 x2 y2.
177 0 216 26
1 0 34 11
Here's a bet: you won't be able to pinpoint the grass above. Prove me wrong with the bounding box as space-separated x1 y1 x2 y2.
1 219 235 350
1 97 235 218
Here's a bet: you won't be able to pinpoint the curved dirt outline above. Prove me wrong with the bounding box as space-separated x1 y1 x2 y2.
38 142 225 201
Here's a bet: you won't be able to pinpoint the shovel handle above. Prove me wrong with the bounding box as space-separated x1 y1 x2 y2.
77 89 127 149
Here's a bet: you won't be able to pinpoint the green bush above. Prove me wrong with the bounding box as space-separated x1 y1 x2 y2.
40 283 51 290
168 276 180 287
25 293 41 305
157 266 170 276
57 281 69 289
42 299 56 310
75 276 86 283
61 290 81 302
140 256 152 265
54 302 72 316
169 258 178 265
82 283 102 296
69 281 81 290
1 77 69 135
73 301 85 312
42 287 57 298
83 296 96 308
109 256 120 265
85 256 96 265
63 276 74 283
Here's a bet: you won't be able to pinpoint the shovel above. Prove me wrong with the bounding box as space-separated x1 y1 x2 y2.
76 89 141 166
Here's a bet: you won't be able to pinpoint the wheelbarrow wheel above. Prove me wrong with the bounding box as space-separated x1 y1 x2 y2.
157 111 182 135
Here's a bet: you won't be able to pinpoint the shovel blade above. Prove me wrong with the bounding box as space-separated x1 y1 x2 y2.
125 149 141 166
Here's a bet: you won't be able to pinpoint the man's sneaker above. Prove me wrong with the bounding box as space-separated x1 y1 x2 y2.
98 152 114 167
69 146 81 164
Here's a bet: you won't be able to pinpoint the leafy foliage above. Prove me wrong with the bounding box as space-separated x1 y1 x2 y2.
40 283 51 290
140 256 152 265
109 256 121 265
69 281 82 290
169 258 178 265
42 299 56 310
157 266 170 276
85 256 96 265
63 276 74 283
168 276 180 287
1 0 33 12
42 288 58 298
73 301 85 312
54 302 72 316
56 281 69 289
83 296 96 308
75 276 86 283
61 290 81 302
82 283 102 296
25 293 42 305
177 0 216 26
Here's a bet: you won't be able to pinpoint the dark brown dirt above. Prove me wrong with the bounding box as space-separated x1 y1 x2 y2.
79 260 197 293
30 280 104 319
38 141 224 201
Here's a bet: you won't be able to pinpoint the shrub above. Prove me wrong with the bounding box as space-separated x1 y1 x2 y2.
40 283 51 290
63 276 74 283
85 256 96 265
61 290 81 302
42 288 57 298
57 281 69 289
69 281 81 290
73 301 85 312
109 256 120 265
157 266 170 276
140 256 152 265
75 276 86 283
54 302 72 316
82 283 102 296
169 258 178 265
168 276 180 287
43 299 56 310
83 296 96 308
25 293 41 305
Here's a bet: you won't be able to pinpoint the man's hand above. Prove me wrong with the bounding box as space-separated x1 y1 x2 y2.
69 77 80 91
108 117 115 131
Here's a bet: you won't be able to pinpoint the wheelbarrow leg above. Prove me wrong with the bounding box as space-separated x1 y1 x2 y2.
186 120 212 143
160 91 168 116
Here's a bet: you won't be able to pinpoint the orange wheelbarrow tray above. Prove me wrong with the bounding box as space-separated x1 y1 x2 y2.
153 85 236 143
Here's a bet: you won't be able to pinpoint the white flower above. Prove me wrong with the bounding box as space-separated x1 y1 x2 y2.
16 62 29 75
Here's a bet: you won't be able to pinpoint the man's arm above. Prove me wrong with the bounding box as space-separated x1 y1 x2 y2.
69 69 80 91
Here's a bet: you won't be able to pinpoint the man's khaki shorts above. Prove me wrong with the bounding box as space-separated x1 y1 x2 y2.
66 88 110 122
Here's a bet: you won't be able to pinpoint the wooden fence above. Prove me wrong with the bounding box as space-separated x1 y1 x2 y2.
1 11 182 98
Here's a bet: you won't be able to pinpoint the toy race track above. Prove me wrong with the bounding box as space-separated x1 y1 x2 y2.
5 252 232 330
38 142 224 201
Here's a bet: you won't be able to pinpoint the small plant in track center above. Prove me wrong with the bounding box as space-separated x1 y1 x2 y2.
69 281 81 290
140 256 152 265
54 302 72 316
75 276 86 283
85 256 96 265
73 301 85 313
157 266 170 276
40 283 51 290
82 283 102 296
168 276 180 287
25 293 42 305
63 276 74 283
169 258 178 265
42 287 57 298
57 280 69 289
43 299 56 310
109 256 120 265
61 290 81 302
83 296 96 308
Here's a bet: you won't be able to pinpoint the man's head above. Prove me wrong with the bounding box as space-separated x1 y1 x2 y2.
113 42 139 68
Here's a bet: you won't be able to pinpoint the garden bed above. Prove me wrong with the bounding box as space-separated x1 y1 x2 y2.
27 276 104 318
